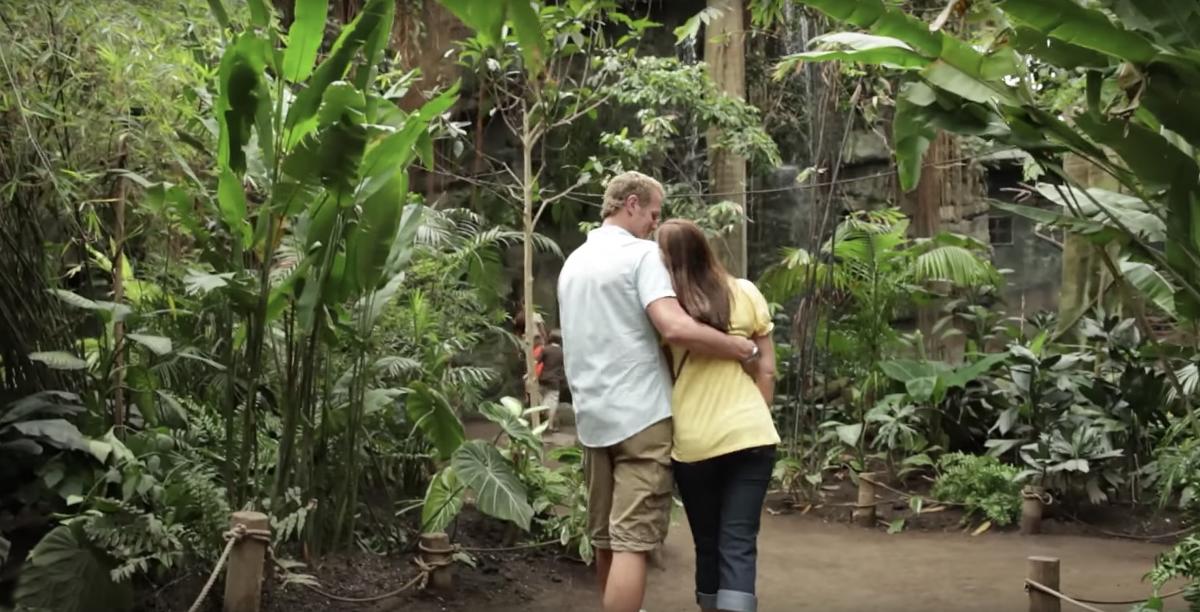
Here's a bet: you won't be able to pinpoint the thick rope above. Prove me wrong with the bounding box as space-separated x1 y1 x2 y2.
188 523 561 608
185 525 265 612
273 549 435 604
1070 586 1188 606
1025 579 1187 609
1063 512 1194 542
1025 579 1107 612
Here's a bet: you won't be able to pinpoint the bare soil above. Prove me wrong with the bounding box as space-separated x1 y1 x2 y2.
146 422 1192 612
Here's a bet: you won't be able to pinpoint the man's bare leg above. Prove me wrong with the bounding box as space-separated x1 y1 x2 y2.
602 551 648 612
595 548 613 597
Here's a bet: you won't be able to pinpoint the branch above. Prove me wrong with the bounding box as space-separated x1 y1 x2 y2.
534 180 589 224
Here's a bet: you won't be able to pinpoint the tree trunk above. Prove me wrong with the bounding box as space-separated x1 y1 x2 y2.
908 133 944 357
521 107 542 424
111 134 129 435
705 0 748 278
1056 154 1120 336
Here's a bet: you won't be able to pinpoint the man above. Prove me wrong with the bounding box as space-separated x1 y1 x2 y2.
557 171 759 612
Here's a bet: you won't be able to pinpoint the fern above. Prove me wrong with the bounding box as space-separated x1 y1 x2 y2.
81 510 185 583
271 487 314 545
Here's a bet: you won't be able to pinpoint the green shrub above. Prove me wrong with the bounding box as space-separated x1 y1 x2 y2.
931 453 1022 526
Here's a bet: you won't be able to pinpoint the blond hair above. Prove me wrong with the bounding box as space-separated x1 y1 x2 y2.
601 171 664 219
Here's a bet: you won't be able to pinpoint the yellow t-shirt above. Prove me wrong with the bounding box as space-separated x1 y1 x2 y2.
668 278 781 463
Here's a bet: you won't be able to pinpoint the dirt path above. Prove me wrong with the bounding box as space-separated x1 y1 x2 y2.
451 419 1187 612
516 511 1183 612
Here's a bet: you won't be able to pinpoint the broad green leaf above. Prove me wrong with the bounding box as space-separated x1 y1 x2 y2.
904 377 938 403
440 0 506 47
405 382 466 461
48 289 97 310
452 440 534 530
999 0 1158 63
282 0 330 82
796 0 942 57
1142 62 1200 152
422 467 465 532
29 351 87 371
836 423 864 447
674 7 722 44
126 333 172 356
776 33 929 78
1120 259 1177 318
1 391 83 426
358 83 460 203
507 0 546 77
15 523 133 612
216 34 270 173
284 82 368 195
894 82 936 191
944 353 1010 389
382 204 425 277
154 391 190 429
363 388 402 416
1009 26 1110 69
921 60 1010 105
1098 0 1200 49
479 400 539 453
1033 184 1166 242
11 419 87 451
248 0 272 28
218 168 251 248
344 172 409 294
285 0 390 146
183 270 234 295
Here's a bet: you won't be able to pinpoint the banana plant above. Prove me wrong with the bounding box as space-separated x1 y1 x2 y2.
779 0 1200 321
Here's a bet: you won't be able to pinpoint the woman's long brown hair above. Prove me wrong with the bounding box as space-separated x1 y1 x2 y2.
656 219 732 331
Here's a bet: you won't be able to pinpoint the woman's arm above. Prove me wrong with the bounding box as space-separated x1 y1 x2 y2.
750 334 776 405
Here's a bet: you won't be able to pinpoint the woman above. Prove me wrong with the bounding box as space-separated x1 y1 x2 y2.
657 219 780 612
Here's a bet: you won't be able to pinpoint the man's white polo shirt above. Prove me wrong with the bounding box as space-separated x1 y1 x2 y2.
557 224 676 448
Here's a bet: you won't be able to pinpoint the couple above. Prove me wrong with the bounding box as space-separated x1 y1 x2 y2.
558 171 780 612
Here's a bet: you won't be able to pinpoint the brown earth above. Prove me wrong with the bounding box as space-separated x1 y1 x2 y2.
149 421 1192 612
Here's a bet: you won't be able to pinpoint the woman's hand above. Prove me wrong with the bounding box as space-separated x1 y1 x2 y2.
747 334 776 405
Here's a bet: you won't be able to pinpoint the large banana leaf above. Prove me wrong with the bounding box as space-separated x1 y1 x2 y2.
452 440 534 530
1120 259 1178 318
281 0 329 83
775 32 929 77
285 0 392 146
358 83 460 204
343 173 409 295
999 0 1158 63
1097 0 1200 49
1033 184 1166 242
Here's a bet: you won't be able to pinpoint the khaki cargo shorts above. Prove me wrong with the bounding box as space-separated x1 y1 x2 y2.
583 418 673 553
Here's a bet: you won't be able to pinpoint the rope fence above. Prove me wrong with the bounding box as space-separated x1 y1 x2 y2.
1024 556 1187 612
184 511 564 612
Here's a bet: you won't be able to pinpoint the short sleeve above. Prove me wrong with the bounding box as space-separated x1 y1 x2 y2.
635 247 676 309
737 278 774 336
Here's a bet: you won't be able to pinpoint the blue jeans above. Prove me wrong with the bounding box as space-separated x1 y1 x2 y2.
673 445 776 612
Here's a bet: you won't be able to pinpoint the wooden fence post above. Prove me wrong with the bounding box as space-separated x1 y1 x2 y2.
1021 486 1045 535
853 472 877 527
419 532 454 590
224 511 269 612
1027 556 1061 612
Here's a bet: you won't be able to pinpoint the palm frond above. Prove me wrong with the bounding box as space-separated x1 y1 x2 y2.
910 245 998 286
